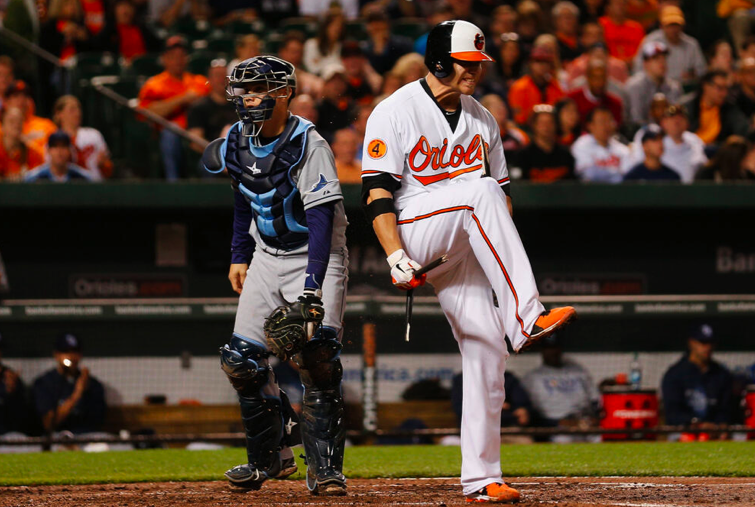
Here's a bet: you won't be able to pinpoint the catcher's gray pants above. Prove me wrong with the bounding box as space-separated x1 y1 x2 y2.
234 247 349 351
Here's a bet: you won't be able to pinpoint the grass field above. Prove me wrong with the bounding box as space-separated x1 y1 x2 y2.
1 442 754 486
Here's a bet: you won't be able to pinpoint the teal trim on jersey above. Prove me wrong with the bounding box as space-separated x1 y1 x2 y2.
283 189 309 233
248 114 314 158
239 184 279 237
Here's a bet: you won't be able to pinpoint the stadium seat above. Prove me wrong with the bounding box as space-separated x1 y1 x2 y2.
207 36 236 55
124 53 163 80
279 17 317 38
224 18 266 36
172 17 213 39
391 19 428 41
264 32 284 54
74 52 120 81
345 21 367 40
188 52 224 75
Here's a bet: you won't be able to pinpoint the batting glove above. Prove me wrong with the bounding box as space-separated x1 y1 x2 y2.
387 249 426 290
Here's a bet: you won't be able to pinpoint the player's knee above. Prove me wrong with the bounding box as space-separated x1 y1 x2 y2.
220 334 270 395
297 327 343 390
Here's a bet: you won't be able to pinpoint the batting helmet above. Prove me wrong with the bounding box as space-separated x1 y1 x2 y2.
226 55 297 138
424 20 493 79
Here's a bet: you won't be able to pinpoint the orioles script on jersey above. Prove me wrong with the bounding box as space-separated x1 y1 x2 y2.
408 134 487 185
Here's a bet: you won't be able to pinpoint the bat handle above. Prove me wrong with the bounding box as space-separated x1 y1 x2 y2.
405 289 414 342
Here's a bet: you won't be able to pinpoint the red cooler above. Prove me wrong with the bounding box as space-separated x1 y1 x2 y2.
745 385 755 440
600 387 659 441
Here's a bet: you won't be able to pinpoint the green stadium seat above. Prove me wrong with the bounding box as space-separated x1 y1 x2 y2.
207 36 236 55
74 51 120 81
172 17 213 39
279 17 317 38
391 19 428 41
188 51 224 75
125 53 163 80
345 21 367 40
264 33 284 55
225 18 266 36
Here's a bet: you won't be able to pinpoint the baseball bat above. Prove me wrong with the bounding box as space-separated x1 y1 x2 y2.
481 138 491 178
405 254 449 342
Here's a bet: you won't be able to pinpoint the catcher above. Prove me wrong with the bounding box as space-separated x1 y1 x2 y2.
203 55 349 496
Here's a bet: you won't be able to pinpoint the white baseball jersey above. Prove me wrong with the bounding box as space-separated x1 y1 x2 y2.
362 79 544 496
571 133 631 183
74 128 109 181
361 80 510 210
628 127 707 184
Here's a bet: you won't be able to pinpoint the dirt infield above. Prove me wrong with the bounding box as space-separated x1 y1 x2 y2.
2 477 754 507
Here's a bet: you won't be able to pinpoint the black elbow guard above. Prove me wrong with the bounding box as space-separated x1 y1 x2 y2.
203 137 226 174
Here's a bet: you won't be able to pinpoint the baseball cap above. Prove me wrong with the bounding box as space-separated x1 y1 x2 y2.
691 324 715 343
5 80 32 97
660 6 685 26
641 124 665 142
48 130 72 148
530 46 555 63
664 104 687 117
54 332 82 353
164 35 188 52
321 63 346 82
642 41 669 60
340 41 364 59
447 20 493 62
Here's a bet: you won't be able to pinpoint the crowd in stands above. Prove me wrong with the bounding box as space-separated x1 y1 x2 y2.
2 0 755 182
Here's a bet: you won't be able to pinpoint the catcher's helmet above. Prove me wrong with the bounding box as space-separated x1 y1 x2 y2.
226 55 297 138
424 20 493 79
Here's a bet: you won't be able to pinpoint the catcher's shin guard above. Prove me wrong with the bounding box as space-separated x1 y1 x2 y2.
220 334 283 487
296 329 346 494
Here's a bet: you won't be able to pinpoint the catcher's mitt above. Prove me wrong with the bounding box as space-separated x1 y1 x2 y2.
264 295 324 361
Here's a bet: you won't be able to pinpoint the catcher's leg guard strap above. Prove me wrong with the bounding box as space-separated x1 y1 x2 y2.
280 388 302 447
220 334 282 474
297 328 346 486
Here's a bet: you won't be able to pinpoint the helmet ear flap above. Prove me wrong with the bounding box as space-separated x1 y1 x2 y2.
425 21 455 79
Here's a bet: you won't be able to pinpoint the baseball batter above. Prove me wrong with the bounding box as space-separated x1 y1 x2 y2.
203 56 349 496
361 21 577 503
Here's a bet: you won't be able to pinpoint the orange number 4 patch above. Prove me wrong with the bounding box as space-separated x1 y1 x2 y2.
367 139 387 159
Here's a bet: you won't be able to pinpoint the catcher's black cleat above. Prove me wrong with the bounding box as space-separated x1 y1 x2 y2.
306 470 347 496
276 456 298 479
224 464 270 490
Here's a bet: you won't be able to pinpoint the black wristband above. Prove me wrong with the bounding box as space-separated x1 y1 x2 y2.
364 197 396 221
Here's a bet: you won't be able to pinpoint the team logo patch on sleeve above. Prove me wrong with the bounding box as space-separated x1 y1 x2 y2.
367 139 387 159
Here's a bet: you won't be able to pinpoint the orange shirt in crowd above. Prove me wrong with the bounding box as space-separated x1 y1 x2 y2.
626 0 659 31
507 75 564 125
81 0 105 35
599 16 645 63
118 25 146 60
138 72 210 129
0 141 44 180
23 115 57 154
335 160 361 184
697 103 722 144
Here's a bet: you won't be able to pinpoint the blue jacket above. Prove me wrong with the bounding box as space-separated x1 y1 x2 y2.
661 354 733 425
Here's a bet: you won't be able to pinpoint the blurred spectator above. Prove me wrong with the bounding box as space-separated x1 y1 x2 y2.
52 95 112 180
379 71 402 98
227 34 262 74
625 0 658 31
352 102 373 159
0 107 45 181
661 324 733 435
4 81 57 154
717 0 755 58
625 41 682 127
0 56 14 111
555 97 582 146
508 46 565 125
516 0 543 58
740 36 755 60
299 0 357 19
340 41 381 106
523 334 600 443
0 333 27 435
623 124 681 181
80 0 105 35
332 128 360 184
289 93 319 124
516 104 575 182
95 0 160 62
138 36 209 180
491 33 524 92
39 0 90 63
148 0 204 28
533 34 568 87
278 32 323 98
33 333 106 434
696 135 755 181
303 10 345 77
25 131 94 182
316 64 356 142
684 70 749 146
632 6 706 86
733 58 755 119
567 40 629 88
567 58 623 124
481 94 529 166
707 40 735 83
362 10 413 75
553 1 583 63
451 371 532 430
187 59 237 148
580 0 605 23
414 3 455 56
599 0 645 63
629 104 707 183
572 106 631 182
391 53 428 87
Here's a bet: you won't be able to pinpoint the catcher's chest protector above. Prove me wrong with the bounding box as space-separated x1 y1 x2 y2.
226 116 313 251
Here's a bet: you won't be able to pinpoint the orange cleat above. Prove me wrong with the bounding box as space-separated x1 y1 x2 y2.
466 483 521 503
518 306 577 352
